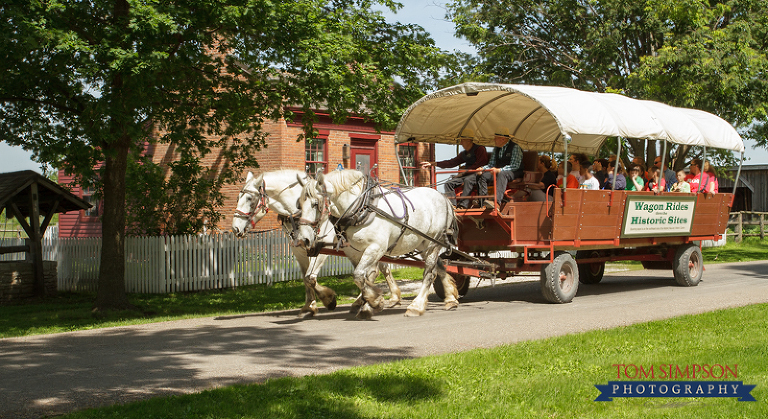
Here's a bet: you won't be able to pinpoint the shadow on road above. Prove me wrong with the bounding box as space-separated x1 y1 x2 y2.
0 320 416 419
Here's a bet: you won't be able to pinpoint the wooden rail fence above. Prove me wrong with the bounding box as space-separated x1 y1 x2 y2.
728 211 768 242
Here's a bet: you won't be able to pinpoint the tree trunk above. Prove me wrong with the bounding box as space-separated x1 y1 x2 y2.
94 138 134 311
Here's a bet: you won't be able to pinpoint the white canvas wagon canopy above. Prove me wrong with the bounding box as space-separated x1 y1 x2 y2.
395 83 744 155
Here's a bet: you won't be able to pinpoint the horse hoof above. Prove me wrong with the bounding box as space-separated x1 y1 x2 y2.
404 308 424 317
356 304 374 320
386 299 401 309
350 298 364 313
318 289 337 310
371 297 385 312
444 301 459 311
298 309 317 318
326 298 337 311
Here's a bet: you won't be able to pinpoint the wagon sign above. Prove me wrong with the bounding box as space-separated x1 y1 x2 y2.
621 196 697 238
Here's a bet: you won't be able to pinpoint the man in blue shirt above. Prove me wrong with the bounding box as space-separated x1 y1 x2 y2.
463 132 524 210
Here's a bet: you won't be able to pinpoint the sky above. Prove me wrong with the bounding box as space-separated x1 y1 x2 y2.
2 0 766 173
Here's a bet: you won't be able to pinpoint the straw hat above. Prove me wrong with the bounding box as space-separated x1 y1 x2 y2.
495 127 511 138
458 128 475 139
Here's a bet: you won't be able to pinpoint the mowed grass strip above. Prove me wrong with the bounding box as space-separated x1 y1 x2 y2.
0 268 424 338
702 236 768 263
60 303 768 419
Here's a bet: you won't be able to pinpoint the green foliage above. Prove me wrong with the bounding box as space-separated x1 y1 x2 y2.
448 0 768 165
59 303 768 418
0 1 451 306
124 153 227 235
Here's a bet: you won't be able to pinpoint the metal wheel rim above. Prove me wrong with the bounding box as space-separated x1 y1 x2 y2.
558 264 574 292
585 251 602 276
588 262 602 276
688 250 701 279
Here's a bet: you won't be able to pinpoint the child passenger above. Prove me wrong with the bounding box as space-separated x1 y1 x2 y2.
627 165 645 191
579 166 600 190
670 170 691 193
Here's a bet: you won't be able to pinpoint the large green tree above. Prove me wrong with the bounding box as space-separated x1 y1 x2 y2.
1 0 446 310
448 0 768 167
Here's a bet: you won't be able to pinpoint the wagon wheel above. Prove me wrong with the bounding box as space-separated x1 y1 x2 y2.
433 274 471 300
672 244 703 287
576 250 605 285
540 251 579 303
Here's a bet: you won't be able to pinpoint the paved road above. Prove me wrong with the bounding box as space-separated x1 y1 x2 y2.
2 261 767 418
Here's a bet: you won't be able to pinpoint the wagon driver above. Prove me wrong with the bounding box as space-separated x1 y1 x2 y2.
420 130 489 209
464 128 524 210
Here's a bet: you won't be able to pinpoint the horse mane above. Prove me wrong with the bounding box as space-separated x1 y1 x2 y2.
302 178 322 202
323 170 366 197
253 169 309 189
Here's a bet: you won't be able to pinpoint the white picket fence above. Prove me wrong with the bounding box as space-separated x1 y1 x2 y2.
1 230 355 294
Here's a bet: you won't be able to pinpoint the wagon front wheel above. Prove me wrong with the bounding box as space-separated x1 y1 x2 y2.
673 244 703 287
540 252 579 303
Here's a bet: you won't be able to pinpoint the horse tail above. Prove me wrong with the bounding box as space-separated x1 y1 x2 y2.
444 197 459 249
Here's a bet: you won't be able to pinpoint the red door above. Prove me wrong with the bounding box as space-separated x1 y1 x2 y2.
350 139 378 176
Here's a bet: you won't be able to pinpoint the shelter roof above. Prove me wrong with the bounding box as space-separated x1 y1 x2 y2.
395 83 744 155
0 171 91 218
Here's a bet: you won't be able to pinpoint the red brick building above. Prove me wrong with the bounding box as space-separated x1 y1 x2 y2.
58 110 434 236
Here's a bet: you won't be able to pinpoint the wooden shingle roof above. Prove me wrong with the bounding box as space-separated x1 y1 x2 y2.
0 170 91 218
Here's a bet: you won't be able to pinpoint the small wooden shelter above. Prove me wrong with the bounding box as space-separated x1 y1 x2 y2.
0 170 91 296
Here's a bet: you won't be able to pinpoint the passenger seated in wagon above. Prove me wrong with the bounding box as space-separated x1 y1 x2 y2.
626 165 645 191
603 160 626 190
524 154 559 201
579 165 600 190
685 158 711 193
462 129 524 209
670 170 691 192
557 161 580 189
420 131 489 209
568 153 588 183
645 166 662 192
703 160 719 193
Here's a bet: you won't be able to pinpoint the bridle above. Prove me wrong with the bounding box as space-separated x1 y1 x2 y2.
233 182 269 229
294 186 331 240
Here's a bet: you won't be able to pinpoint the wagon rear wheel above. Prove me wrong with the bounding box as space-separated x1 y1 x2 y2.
433 274 471 299
540 252 579 303
673 244 703 286
576 250 605 284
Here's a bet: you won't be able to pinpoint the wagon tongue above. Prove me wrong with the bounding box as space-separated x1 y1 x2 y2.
445 248 497 271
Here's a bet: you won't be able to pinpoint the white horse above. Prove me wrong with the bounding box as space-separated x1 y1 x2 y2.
296 169 460 319
232 170 401 316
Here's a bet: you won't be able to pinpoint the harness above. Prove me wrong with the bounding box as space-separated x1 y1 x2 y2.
324 175 457 255
328 175 378 230
233 183 269 229
234 177 311 239
278 194 330 242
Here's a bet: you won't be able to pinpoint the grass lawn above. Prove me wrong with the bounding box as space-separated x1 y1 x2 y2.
702 236 768 263
0 268 424 338
59 302 768 419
